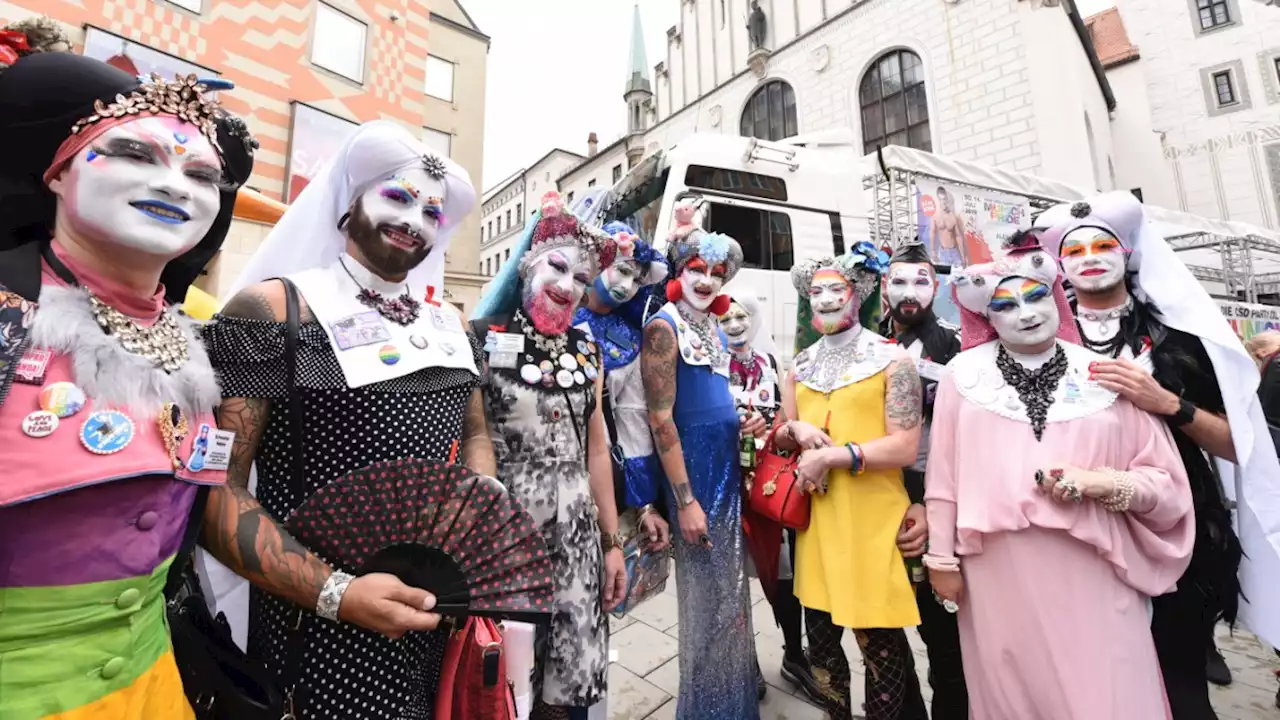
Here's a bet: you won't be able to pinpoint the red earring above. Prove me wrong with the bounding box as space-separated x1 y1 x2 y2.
708 294 732 316
665 279 683 303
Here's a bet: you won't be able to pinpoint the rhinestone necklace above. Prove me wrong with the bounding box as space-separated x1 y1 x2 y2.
88 291 189 373
811 329 863 395
995 343 1068 441
676 302 725 369
515 308 568 355
1079 297 1132 336
339 257 421 327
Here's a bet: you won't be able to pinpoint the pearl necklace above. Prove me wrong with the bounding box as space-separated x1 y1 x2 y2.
515 308 568 355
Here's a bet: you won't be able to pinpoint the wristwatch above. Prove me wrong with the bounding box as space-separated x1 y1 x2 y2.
601 531 625 553
1166 397 1197 428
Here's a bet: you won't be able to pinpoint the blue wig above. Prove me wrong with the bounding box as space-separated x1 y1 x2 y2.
471 209 538 320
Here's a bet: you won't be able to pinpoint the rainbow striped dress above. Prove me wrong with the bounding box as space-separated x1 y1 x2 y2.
0 288 226 720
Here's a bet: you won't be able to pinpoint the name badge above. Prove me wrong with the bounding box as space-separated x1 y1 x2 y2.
916 358 945 382
605 325 634 351
490 332 526 354
187 423 236 472
15 348 53 385
331 311 391 351
430 307 465 334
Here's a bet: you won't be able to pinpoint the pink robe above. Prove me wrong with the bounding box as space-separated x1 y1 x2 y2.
925 346 1194 720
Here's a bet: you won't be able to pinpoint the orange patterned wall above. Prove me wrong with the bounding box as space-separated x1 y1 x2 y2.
2 0 433 200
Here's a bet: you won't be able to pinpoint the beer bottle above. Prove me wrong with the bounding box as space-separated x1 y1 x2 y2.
903 519 926 584
740 422 757 469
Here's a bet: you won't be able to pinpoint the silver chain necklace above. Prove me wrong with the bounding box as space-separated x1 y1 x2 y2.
676 302 725 368
88 291 189 373
1080 297 1133 336
811 330 863 394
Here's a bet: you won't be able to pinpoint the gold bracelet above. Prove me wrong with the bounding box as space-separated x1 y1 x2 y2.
1098 468 1134 513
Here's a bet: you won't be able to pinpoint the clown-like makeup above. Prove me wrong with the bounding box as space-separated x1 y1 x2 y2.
49 116 223 258
346 168 445 279
1059 227 1126 293
885 262 936 325
679 257 728 312
988 277 1058 350
809 268 857 336
523 247 590 334
594 259 641 308
718 301 753 352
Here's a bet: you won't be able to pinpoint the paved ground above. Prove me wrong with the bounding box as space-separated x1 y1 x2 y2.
605 573 1280 719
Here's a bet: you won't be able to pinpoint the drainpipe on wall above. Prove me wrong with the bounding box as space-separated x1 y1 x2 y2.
1062 0 1117 112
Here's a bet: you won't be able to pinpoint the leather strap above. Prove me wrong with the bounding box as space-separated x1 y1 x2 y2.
277 277 311 711
165 486 210 599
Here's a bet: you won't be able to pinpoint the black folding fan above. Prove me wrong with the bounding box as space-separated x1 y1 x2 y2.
286 458 554 624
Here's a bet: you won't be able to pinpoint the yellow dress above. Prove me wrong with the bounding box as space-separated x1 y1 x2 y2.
794 370 921 629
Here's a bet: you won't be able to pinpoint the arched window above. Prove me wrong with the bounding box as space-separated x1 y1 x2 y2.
740 80 797 142
859 50 930 155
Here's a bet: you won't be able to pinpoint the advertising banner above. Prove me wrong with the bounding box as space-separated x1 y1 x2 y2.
1218 300 1280 342
286 103 358 203
915 181 1033 269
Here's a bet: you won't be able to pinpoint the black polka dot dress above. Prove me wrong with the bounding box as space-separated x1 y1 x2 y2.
204 314 484 720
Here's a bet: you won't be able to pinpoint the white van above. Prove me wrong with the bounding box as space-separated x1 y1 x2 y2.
593 132 870 361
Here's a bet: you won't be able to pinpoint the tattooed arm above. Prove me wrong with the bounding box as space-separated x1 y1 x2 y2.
203 281 441 636
461 388 497 475
641 320 695 508
863 354 924 470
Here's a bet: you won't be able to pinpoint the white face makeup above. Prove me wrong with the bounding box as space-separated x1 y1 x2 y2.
987 277 1059 349
885 263 936 318
1058 227 1126 293
679 257 727 312
808 268 857 335
354 169 444 255
597 260 642 305
49 116 222 258
524 245 591 334
718 301 753 351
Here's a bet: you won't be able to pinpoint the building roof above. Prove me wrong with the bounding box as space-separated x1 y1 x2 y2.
1085 8 1140 69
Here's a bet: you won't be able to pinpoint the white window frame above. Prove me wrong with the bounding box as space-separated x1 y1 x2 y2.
312 3 367 84
425 55 455 102
422 126 452 158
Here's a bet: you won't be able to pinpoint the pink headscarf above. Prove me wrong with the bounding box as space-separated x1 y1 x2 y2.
952 235 1082 351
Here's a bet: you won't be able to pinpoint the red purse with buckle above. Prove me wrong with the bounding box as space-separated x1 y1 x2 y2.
434 617 516 720
748 426 811 530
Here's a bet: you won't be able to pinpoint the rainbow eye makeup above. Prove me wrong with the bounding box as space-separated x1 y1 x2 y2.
423 195 444 220
989 287 1017 312
1021 279 1050 302
379 176 421 204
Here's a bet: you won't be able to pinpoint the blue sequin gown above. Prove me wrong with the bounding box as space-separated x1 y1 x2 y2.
649 307 759 720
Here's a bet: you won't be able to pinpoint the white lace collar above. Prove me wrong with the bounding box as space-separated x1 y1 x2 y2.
949 340 1117 425
794 327 896 394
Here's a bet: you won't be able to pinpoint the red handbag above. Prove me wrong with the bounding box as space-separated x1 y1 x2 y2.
434 617 516 720
747 426 811 530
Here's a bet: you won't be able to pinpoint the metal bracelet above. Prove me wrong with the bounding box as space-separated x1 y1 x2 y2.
316 571 355 622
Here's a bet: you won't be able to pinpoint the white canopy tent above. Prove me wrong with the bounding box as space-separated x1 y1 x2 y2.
860 145 1280 302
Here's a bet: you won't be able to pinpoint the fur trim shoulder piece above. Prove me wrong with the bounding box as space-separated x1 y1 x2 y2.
30 284 221 417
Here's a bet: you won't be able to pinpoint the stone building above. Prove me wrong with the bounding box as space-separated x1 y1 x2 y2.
2 0 490 311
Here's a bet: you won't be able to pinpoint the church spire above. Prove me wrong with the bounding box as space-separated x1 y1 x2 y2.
625 2 651 96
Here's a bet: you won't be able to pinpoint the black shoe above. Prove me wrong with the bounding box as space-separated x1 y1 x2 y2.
1206 647 1232 687
757 664 767 701
780 652 825 706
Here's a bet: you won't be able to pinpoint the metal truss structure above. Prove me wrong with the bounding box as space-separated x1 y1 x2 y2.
862 153 1280 303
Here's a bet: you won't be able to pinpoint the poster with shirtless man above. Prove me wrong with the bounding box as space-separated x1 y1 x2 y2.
916 182 1031 269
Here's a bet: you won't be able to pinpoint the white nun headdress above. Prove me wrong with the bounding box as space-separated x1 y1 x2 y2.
724 291 778 357
1038 191 1280 648
226 120 475 301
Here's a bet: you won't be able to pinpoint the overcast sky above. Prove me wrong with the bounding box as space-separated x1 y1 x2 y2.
468 0 1117 193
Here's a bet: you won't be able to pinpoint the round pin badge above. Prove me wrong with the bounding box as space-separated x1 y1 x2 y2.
587 342 598 354
540 373 555 388
575 353 588 368
441 342 457 356
410 335 429 350
379 344 401 365
520 364 542 385
690 337 703 350
39 382 86 418
584 364 598 381
80 410 135 455
759 389 771 403
573 371 586 385
22 410 59 438
559 353 578 371
576 340 589 355
556 369 574 388
539 360 554 375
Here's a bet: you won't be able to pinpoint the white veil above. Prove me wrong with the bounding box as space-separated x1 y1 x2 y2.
727 291 777 357
226 120 476 301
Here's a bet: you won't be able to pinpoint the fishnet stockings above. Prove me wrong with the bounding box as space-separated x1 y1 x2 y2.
804 608 927 720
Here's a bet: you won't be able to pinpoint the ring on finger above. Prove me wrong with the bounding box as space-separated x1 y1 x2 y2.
1060 480 1082 503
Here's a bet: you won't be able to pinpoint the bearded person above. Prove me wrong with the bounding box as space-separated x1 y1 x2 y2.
572 220 671 545
642 228 763 719
1037 192 1280 720
926 230 1195 718
471 191 625 720
878 242 968 718
0 26 258 718
773 244 928 720
198 120 486 718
